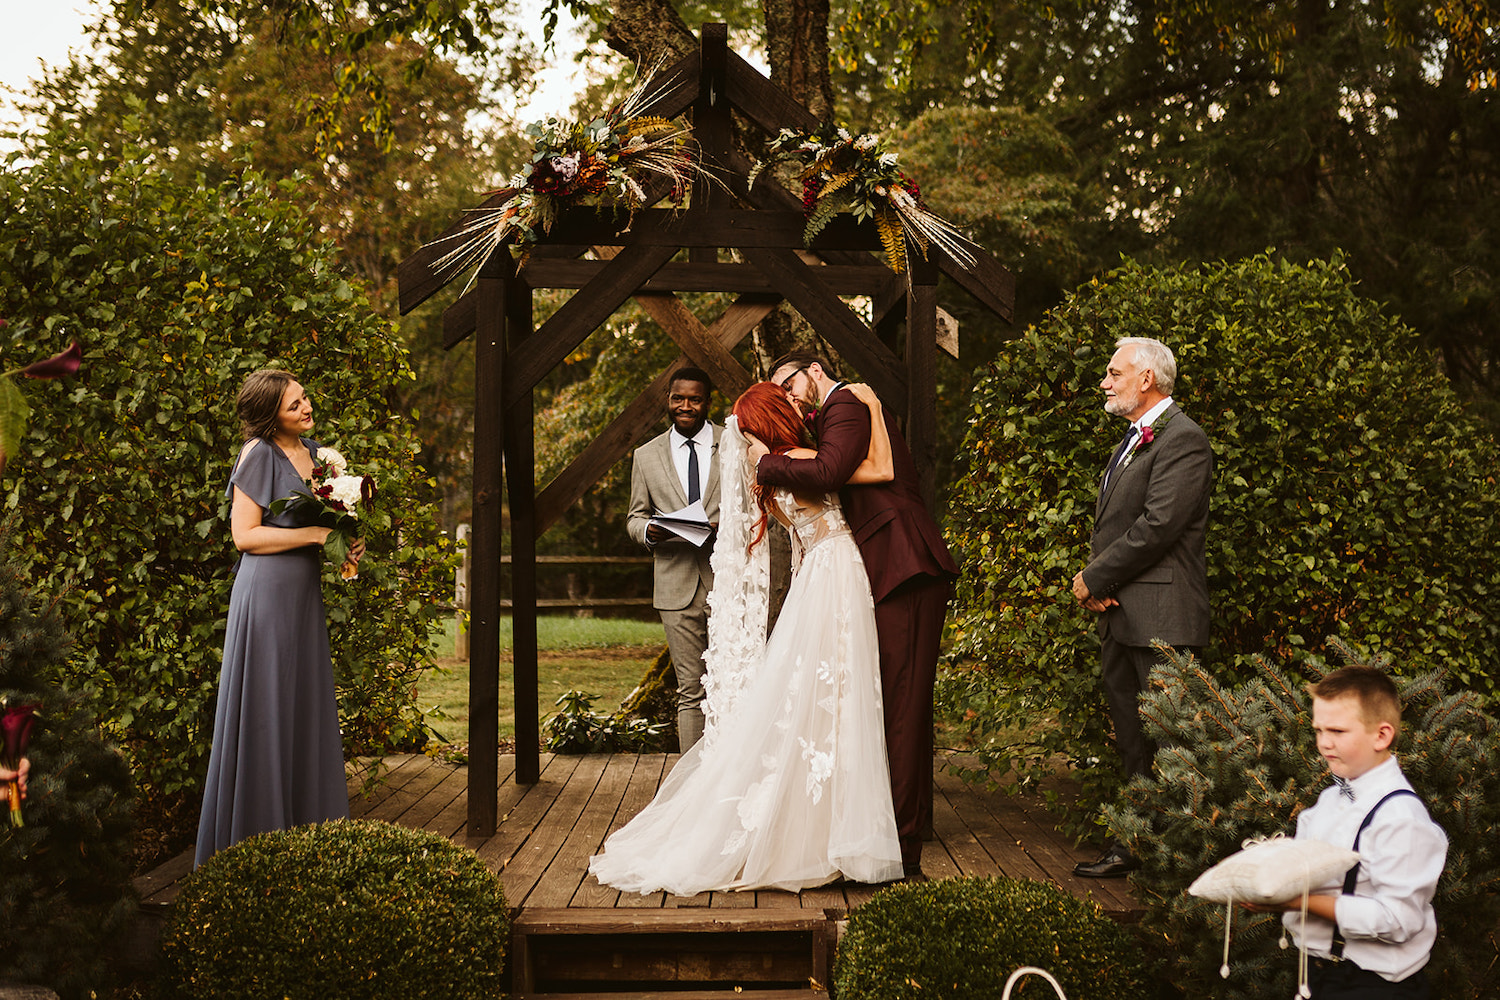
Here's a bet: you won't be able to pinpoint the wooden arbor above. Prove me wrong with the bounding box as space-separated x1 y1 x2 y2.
396 25 1015 837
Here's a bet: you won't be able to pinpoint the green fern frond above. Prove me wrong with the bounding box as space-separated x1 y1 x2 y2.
877 211 906 272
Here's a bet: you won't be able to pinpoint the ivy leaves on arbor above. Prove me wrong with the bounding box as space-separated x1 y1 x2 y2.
943 253 1500 817
0 130 454 825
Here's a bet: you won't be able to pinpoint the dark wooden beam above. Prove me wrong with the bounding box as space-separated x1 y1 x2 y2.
723 48 820 136
533 295 777 535
467 260 509 836
399 188 513 316
504 284 541 786
692 24 732 234
739 246 909 414
936 245 1016 325
905 253 941 509
630 50 701 120
522 259 895 296
503 243 679 399
539 208 883 252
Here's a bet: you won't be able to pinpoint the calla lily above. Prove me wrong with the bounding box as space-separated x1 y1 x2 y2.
20 340 82 380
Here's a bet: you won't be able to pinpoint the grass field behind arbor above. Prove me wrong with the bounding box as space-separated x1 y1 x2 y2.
419 615 665 745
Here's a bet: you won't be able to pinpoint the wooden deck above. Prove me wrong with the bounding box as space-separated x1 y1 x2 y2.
136 752 1138 918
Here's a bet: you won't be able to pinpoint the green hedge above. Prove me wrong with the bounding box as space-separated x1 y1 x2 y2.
158 819 509 999
942 253 1500 811
834 876 1150 999
0 131 455 825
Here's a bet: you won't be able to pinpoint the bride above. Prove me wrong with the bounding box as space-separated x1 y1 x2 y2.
589 380 903 894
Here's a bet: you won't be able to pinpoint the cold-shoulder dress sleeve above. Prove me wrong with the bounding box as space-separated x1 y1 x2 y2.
225 439 279 504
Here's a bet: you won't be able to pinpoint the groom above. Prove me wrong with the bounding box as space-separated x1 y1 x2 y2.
752 350 958 880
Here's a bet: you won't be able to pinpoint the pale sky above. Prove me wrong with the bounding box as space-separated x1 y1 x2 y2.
0 0 590 138
0 1 95 109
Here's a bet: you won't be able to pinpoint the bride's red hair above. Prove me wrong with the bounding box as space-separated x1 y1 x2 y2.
733 382 810 550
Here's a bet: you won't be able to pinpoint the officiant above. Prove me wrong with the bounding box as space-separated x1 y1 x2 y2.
627 367 722 751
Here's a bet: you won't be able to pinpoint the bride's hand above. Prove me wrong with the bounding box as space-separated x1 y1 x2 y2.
846 382 880 407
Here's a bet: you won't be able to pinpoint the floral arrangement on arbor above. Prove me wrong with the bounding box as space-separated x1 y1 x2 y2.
433 72 699 278
751 124 974 272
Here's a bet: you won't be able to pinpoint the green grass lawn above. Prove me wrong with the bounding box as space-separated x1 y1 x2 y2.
419 615 666 745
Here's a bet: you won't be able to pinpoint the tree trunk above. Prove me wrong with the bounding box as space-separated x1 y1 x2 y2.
602 0 696 67
762 0 833 120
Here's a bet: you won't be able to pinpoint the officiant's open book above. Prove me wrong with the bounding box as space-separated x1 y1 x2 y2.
649 500 712 547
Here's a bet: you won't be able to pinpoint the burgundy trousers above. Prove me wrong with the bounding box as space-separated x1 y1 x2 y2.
874 576 952 867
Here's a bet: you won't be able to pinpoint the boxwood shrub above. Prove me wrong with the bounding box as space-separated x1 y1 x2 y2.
833 876 1150 999
157 819 509 999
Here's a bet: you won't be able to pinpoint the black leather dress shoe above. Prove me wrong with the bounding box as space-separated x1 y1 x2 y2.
900 863 928 883
1073 848 1140 878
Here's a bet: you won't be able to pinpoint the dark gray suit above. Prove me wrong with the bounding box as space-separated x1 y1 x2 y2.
1081 402 1211 776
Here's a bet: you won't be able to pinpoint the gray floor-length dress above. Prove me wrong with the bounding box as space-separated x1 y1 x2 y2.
194 437 348 866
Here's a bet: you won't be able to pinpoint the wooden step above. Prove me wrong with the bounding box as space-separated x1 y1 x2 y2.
512 908 836 995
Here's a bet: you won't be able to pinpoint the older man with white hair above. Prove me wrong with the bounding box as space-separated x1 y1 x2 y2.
1071 336 1213 878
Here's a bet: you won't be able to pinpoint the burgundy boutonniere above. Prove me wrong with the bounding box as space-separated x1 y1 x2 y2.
802 405 819 443
1116 416 1170 476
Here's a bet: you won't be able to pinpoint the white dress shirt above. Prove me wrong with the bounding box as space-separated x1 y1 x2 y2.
669 422 714 504
1131 395 1174 442
1282 756 1447 981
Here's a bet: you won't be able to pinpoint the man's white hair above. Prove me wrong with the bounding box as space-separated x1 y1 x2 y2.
1116 337 1177 395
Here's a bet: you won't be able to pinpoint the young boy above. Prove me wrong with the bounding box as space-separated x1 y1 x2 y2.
1253 666 1448 999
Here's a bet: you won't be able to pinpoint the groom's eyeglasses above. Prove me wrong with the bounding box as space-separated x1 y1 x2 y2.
779 367 808 392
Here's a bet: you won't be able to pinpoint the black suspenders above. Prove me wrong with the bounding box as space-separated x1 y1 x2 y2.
1329 789 1421 961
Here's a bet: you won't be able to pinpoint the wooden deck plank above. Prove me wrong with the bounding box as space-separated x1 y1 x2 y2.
137 752 1139 918
934 768 1137 911
529 753 638 908
934 776 1046 882
346 754 428 815
930 778 1006 878
355 755 452 825
472 753 584 870
585 753 671 909
409 761 485 839
497 753 611 906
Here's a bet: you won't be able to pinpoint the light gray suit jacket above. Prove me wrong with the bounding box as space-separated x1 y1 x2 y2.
1081 403 1212 648
627 424 722 612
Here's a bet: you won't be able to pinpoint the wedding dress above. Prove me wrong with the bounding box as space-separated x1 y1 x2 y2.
588 418 902 894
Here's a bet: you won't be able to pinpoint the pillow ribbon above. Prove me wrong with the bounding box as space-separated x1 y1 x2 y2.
1328 789 1421 962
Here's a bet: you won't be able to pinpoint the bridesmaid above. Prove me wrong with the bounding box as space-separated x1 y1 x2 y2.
195 369 362 865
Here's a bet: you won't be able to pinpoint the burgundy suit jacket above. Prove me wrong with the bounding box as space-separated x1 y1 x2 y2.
757 386 958 603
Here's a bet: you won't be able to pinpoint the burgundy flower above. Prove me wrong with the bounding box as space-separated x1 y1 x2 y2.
2 701 37 827
1140 425 1155 446
2 702 37 766
20 341 82 380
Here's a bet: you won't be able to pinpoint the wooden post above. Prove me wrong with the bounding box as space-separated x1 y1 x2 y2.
455 523 471 661
905 252 941 510
468 260 509 837
506 278 541 785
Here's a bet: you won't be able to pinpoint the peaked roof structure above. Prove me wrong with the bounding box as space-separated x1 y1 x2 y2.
396 24 1014 835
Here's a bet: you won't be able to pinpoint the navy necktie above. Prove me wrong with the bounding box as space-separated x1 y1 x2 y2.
1103 425 1138 490
685 439 700 504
